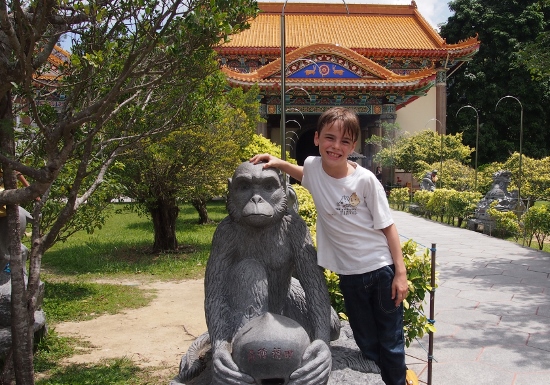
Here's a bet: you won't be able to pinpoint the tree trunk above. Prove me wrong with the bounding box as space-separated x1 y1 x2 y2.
1 349 15 385
192 198 209 224
0 92 35 384
150 197 179 252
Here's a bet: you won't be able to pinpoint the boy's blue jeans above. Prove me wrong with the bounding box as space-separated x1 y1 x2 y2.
339 265 406 385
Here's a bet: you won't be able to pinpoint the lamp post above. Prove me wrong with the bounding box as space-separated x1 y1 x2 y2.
495 96 523 208
424 118 444 188
280 0 348 164
456 105 480 190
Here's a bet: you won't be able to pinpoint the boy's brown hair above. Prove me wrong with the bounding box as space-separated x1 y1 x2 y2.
317 107 360 143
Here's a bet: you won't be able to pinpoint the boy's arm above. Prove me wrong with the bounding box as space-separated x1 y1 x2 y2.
381 223 409 307
250 153 304 182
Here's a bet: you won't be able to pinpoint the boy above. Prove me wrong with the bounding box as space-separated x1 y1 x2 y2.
250 107 409 385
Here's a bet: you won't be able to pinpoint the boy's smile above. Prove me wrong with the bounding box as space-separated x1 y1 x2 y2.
314 120 357 178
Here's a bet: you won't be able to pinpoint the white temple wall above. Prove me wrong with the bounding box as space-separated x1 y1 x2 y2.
395 87 438 134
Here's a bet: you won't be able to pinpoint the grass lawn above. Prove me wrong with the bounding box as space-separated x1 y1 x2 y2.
42 201 227 281
34 201 227 384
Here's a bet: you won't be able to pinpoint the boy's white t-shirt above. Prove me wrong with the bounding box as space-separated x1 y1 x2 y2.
301 156 394 275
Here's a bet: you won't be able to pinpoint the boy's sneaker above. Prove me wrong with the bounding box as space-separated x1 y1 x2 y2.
406 369 419 385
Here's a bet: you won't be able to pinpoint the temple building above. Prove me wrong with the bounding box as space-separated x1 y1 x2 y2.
15 45 71 128
216 1 480 179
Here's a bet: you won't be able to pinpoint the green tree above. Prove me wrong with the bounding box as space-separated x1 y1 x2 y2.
476 153 550 202
414 159 476 192
0 0 258 381
518 30 550 80
375 130 473 187
397 131 472 172
501 153 550 203
366 122 401 184
442 0 550 163
119 77 261 251
523 204 550 249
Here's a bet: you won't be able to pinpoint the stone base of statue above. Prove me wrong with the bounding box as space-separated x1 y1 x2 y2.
467 170 525 236
0 274 47 357
170 321 383 385
0 207 47 359
467 218 495 234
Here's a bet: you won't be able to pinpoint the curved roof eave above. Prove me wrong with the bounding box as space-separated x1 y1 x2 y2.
221 43 439 82
223 74 437 93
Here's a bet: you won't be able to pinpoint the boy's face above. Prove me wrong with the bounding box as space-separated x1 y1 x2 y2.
314 120 357 169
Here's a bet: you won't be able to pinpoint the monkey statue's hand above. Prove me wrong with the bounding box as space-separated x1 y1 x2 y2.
288 339 332 385
211 345 255 385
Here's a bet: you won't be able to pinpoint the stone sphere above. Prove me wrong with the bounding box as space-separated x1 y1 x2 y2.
232 312 311 385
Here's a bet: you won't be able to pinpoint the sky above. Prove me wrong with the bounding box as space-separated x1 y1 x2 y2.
411 0 453 28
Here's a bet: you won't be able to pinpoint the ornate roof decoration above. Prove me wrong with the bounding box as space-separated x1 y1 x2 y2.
221 43 437 94
216 2 480 112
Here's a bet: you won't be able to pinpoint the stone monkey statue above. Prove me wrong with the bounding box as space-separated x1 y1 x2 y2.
172 161 337 385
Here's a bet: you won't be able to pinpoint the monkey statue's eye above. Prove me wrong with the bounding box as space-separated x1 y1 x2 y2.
263 180 280 192
236 181 251 191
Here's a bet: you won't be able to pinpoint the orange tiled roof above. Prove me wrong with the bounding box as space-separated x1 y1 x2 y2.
34 45 71 82
220 2 475 55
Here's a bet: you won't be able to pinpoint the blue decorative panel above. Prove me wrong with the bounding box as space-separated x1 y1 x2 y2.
288 62 361 79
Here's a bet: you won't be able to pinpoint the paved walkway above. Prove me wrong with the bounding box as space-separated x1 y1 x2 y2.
394 210 550 385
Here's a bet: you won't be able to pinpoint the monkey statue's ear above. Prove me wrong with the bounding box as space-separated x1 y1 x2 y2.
286 184 299 214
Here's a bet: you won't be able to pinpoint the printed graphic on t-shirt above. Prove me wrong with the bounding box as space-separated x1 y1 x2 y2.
336 192 361 215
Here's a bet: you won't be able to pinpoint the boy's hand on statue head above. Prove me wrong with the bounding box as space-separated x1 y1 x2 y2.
250 153 279 169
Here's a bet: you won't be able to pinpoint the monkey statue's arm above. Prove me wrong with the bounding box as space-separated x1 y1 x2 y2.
288 217 333 385
204 221 255 385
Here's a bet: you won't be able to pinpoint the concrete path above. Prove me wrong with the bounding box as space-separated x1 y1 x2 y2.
394 210 550 385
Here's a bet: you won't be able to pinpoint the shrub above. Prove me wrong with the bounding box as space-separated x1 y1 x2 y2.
447 190 482 227
292 184 316 228
412 190 432 217
425 188 451 222
522 204 550 249
239 134 296 164
388 187 410 210
487 201 521 239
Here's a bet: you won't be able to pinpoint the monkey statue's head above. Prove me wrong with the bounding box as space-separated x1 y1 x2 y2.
227 162 287 227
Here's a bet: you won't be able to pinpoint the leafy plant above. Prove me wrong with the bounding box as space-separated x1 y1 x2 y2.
487 201 521 239
522 204 550 249
292 184 317 230
239 134 296 165
401 240 437 347
324 270 348 321
412 190 433 218
446 190 482 226
425 189 450 222
388 187 410 210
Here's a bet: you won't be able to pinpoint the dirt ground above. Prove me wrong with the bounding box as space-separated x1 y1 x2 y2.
53 279 207 379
